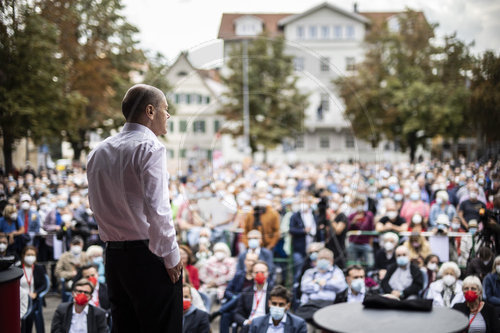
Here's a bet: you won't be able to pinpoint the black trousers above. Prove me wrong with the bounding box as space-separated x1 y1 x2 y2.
105 242 182 333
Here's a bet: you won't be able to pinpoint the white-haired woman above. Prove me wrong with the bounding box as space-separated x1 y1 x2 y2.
425 262 464 307
452 276 500 333
86 245 105 284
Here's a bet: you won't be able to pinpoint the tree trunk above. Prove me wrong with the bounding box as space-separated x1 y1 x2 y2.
70 140 82 163
407 132 417 163
2 133 14 174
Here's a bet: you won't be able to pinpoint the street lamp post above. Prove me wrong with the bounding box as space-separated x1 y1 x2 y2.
242 39 250 155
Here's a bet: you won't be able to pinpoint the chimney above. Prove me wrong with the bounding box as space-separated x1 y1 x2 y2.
353 2 358 13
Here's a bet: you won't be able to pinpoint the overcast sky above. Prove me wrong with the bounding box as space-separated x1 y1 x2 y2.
122 0 500 68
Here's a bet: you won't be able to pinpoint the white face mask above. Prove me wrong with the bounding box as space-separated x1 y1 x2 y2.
387 211 398 220
0 243 7 252
10 213 18 221
442 274 456 287
384 242 395 252
215 252 226 261
427 263 437 271
21 202 30 210
24 255 36 266
496 265 500 274
412 215 422 224
71 246 82 256
61 214 72 223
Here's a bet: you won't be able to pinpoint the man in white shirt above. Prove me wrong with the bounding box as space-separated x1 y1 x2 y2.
87 84 182 332
51 279 107 333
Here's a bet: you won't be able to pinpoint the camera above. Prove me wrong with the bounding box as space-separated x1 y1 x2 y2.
479 208 500 225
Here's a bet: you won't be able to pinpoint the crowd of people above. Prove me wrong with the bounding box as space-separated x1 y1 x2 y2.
1 158 500 332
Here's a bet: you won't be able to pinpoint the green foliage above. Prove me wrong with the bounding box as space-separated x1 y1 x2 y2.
336 10 472 161
219 34 308 153
0 1 66 172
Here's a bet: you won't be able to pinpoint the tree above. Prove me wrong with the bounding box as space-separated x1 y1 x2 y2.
469 51 500 156
0 0 66 173
336 10 471 161
39 0 144 162
219 34 308 156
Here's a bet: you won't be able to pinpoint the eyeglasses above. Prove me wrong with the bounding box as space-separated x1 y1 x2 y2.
74 290 92 296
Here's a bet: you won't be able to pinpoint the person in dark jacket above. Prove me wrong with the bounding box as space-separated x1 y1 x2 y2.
50 279 108 333
381 246 423 299
483 255 500 313
466 246 494 281
234 261 274 333
236 230 274 276
81 264 111 311
182 284 210 333
452 275 500 333
249 285 306 333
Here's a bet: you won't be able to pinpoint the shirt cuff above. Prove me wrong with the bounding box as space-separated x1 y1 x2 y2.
162 246 181 269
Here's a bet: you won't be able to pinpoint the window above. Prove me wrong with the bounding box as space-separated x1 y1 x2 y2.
320 136 330 148
205 96 211 104
186 94 191 104
346 26 354 39
320 57 330 72
297 26 304 39
293 57 304 71
193 120 206 133
169 121 174 133
180 149 186 158
175 94 180 104
345 134 355 148
309 26 317 39
321 26 330 39
334 25 342 38
197 94 203 104
295 136 304 149
207 149 212 160
177 71 187 77
214 120 221 133
346 57 355 71
167 149 174 158
180 120 187 133
321 93 330 112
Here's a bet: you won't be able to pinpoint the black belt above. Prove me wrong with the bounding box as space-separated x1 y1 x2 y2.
106 240 149 250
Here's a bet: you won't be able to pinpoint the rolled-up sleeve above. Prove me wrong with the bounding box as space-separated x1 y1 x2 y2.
141 145 180 268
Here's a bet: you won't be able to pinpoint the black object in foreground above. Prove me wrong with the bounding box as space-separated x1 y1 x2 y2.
362 294 433 311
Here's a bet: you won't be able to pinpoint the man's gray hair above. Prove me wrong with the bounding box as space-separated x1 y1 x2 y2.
122 84 165 122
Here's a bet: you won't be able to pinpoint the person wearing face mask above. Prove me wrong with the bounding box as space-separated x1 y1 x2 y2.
80 264 110 312
182 284 210 333
51 279 108 333
374 232 398 272
179 245 200 290
452 276 500 333
400 189 430 226
421 254 440 295
297 248 347 319
458 186 486 230
199 242 236 310
55 236 89 292
16 193 40 239
234 261 274 333
195 228 213 267
403 234 431 261
86 245 105 284
347 196 375 267
336 265 377 304
381 246 423 300
376 200 408 234
483 255 500 313
426 262 464 307
0 204 25 250
429 190 456 228
243 192 281 251
466 246 494 281
249 285 307 333
0 234 12 258
236 230 274 279
19 245 48 333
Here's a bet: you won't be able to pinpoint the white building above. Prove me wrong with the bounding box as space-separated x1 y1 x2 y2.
217 2 415 162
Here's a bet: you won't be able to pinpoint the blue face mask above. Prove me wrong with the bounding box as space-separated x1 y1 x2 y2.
396 256 409 266
248 239 259 249
469 228 477 235
57 200 67 208
311 204 318 211
351 278 365 293
317 259 331 271
270 306 285 321
309 252 318 261
93 257 103 264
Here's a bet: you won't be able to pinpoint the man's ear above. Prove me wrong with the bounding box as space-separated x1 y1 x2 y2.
146 104 154 119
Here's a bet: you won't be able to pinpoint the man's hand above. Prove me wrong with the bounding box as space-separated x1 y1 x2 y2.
166 260 183 284
391 290 401 299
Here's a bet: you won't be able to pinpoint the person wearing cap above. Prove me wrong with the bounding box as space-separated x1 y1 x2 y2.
17 193 40 239
87 84 182 332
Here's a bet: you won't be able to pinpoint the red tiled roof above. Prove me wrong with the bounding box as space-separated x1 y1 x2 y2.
217 13 293 40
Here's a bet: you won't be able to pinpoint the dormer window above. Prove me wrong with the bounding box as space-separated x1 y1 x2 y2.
177 71 188 77
235 15 263 36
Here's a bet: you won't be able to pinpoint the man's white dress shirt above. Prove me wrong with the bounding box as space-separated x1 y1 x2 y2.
87 122 179 268
69 304 88 333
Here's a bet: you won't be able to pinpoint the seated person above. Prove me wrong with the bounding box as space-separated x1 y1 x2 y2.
403 234 431 261
236 230 274 276
374 232 398 273
182 284 210 333
381 245 423 300
336 265 377 303
466 246 494 281
0 233 18 260
300 248 347 305
55 236 89 289
81 264 110 311
51 278 108 333
181 268 207 312
234 261 273 333
180 245 200 290
86 245 105 284
483 255 500 312
376 200 408 233
249 285 307 333
426 261 464 307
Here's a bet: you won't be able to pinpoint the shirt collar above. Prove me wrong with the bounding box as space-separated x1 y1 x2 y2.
268 313 287 326
72 304 89 315
122 122 158 141
183 306 196 317
253 282 268 292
